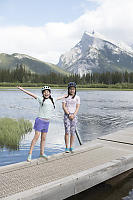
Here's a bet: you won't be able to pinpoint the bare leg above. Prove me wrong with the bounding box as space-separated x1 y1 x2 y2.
65 133 69 148
70 135 75 148
29 131 40 155
40 132 47 155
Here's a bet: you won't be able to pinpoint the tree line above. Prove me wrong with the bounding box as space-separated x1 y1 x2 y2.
0 64 133 85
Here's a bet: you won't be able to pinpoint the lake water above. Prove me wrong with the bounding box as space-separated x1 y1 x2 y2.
0 88 133 199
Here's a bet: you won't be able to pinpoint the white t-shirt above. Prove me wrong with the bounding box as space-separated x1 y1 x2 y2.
36 96 55 119
62 95 80 114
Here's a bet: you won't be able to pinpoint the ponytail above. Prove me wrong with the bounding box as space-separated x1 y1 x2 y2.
49 95 55 109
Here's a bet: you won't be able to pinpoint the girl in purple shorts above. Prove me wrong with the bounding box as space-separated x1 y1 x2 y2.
17 86 64 162
62 82 80 153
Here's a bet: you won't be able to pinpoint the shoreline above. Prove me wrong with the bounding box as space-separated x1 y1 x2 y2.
1 82 133 91
1 86 133 91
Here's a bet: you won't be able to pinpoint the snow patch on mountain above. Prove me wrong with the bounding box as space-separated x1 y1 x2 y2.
12 53 38 61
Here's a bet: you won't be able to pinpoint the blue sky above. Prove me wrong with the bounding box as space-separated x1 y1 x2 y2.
0 0 132 64
0 0 98 26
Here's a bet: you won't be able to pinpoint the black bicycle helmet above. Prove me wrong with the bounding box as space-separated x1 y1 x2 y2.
41 86 51 93
68 82 76 88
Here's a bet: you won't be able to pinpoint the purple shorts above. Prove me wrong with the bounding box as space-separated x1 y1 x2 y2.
33 117 50 133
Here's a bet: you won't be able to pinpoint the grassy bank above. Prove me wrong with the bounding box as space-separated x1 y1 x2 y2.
1 82 133 90
0 118 32 150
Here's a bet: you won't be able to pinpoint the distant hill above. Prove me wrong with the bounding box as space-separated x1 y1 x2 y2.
58 32 133 76
0 53 68 75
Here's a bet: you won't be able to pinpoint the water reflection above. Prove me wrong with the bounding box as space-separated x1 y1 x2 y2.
78 90 133 143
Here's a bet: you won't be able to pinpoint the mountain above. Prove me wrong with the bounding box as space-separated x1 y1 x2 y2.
58 32 133 76
0 53 68 75
130 44 133 50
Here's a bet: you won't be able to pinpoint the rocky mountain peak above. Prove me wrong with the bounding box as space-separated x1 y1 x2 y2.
58 32 133 76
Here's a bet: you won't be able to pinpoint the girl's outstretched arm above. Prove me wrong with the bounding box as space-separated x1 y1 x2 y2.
17 86 37 99
56 94 67 101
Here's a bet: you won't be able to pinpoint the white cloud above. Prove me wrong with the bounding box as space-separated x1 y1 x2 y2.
0 0 133 64
77 0 133 43
0 24 82 64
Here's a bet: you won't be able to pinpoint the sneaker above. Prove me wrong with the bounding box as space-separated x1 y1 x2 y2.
70 147 74 153
40 154 48 160
27 154 32 162
65 148 69 153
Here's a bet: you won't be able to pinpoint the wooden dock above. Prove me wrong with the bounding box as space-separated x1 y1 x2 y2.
1 127 133 200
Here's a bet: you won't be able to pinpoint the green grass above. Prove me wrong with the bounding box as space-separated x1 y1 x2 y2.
1 82 133 90
0 118 32 150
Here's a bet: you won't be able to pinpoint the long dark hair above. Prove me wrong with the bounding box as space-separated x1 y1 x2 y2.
65 87 76 99
42 95 55 108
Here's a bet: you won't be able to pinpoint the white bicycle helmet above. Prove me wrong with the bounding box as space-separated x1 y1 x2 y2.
41 86 51 93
